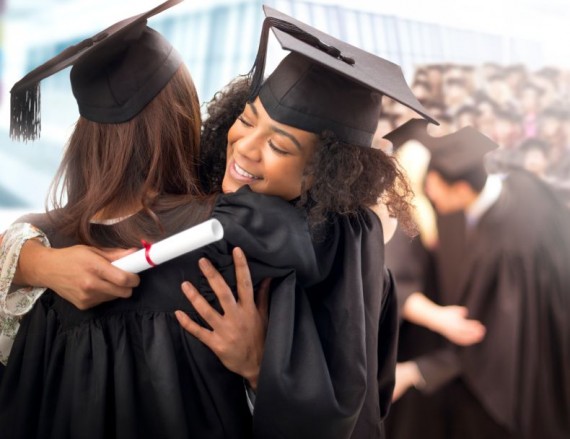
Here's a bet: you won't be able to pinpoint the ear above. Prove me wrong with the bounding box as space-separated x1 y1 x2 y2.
453 180 477 201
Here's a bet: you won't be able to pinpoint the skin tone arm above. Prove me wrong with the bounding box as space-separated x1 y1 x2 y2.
393 292 486 401
175 247 269 391
402 291 486 346
14 239 140 310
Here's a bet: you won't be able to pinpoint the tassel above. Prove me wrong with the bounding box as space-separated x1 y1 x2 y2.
10 83 41 142
248 17 355 100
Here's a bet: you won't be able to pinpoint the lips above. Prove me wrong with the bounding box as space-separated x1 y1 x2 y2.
229 159 261 182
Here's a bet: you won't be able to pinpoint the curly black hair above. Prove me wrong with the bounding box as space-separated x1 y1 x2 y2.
199 75 250 194
199 76 416 235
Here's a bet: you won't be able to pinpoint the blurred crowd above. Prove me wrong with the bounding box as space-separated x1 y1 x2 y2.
378 62 570 439
375 62 570 203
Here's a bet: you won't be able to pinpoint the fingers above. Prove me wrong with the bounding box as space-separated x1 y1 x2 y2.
86 280 134 300
181 281 222 328
175 310 214 345
198 258 236 312
85 249 140 291
232 247 254 308
90 262 139 295
454 306 469 317
451 320 486 346
69 289 118 310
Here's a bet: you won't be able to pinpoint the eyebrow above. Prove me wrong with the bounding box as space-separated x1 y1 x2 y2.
247 101 302 150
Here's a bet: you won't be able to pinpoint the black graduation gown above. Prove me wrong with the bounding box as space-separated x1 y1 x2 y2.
417 171 570 438
383 227 448 439
0 188 398 439
0 188 319 439
252 208 398 439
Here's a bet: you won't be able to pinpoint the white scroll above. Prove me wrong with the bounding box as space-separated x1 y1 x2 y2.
112 218 224 273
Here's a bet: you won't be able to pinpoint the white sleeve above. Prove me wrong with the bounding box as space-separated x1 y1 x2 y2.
0 222 50 364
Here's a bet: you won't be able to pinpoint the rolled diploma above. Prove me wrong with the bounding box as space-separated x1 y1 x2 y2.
112 218 224 273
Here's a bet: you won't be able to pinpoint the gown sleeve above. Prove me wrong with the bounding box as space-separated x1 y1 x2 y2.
207 186 324 288
0 222 50 365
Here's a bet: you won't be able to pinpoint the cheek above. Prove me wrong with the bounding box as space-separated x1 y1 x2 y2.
227 121 240 144
266 157 307 198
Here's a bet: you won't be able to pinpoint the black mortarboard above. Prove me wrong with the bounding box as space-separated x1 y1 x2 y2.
10 0 184 141
247 5 437 148
383 118 431 150
427 126 498 182
385 119 498 181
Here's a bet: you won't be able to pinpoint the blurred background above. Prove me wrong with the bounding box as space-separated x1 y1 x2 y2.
1 0 569 229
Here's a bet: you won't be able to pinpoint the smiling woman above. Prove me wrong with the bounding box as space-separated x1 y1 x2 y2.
1 5 437 439
222 98 318 200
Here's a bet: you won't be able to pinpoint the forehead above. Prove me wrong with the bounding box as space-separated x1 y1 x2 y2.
250 97 320 142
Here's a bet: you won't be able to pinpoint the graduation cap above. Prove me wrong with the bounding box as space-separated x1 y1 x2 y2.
383 118 431 150
427 126 498 182
10 0 184 141
247 5 438 148
385 119 498 182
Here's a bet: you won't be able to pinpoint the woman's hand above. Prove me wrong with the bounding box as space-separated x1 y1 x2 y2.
175 247 270 391
392 361 424 401
402 292 486 346
17 240 140 310
430 305 486 346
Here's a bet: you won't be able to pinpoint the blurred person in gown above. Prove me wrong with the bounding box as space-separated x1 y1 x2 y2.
391 121 570 439
382 119 485 439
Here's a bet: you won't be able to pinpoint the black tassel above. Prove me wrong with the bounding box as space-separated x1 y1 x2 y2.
10 83 41 142
248 17 355 101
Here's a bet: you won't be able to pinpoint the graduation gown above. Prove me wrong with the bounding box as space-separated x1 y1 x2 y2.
383 227 448 439
252 207 398 439
417 171 570 438
0 188 398 439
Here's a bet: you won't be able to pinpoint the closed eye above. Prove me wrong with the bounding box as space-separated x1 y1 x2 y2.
238 116 253 127
268 139 290 156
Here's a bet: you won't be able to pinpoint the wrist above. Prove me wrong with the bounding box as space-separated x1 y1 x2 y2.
243 365 260 392
424 304 445 335
410 361 426 389
17 240 52 287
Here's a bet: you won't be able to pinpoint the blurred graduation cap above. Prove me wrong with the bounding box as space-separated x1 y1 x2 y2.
247 5 438 148
385 118 498 182
383 118 431 150
10 0 184 141
428 126 498 182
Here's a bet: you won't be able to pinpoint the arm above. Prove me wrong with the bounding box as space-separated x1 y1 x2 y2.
393 348 463 401
17 239 140 310
0 223 51 364
402 291 486 346
1 223 50 315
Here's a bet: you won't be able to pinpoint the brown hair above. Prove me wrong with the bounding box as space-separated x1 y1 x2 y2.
201 76 416 235
50 64 204 245
299 133 416 235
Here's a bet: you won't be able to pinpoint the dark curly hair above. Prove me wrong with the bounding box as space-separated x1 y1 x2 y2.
200 76 416 236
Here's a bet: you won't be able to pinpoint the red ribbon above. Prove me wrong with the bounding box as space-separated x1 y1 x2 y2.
141 239 157 267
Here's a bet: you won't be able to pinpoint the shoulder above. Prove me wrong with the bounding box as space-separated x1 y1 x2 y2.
14 211 54 232
214 186 307 227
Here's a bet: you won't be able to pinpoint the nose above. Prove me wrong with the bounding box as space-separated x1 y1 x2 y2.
234 130 263 162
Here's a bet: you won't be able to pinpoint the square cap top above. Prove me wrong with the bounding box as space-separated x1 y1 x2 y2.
11 0 184 141
248 5 437 147
385 119 498 180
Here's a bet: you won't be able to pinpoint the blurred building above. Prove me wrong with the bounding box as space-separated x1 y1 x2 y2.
0 0 558 228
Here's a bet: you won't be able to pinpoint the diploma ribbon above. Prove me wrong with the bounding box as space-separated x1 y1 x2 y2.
141 239 157 267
